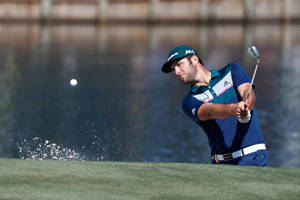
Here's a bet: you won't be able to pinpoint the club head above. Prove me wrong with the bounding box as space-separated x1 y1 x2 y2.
248 46 260 59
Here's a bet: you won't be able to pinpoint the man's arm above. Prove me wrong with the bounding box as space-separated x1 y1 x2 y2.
198 101 248 121
197 83 255 121
237 82 256 110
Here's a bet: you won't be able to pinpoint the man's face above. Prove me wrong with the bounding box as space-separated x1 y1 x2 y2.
170 57 197 84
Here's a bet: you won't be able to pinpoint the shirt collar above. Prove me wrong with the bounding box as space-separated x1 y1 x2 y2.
210 69 220 78
190 69 220 93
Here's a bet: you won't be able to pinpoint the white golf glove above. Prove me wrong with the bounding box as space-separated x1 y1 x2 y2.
238 110 251 123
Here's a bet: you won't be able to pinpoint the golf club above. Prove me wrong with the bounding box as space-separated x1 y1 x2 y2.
245 46 260 105
239 46 260 123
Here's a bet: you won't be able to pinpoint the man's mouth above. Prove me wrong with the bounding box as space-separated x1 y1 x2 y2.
177 74 185 80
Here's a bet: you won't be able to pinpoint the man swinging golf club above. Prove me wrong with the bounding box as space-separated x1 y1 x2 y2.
161 45 269 166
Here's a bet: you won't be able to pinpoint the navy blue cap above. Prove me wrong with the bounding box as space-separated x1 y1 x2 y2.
161 45 199 73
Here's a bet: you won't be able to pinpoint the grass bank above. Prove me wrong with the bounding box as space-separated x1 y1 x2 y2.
0 159 299 200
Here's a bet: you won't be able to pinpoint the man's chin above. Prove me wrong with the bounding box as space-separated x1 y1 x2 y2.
177 76 192 84
180 79 192 84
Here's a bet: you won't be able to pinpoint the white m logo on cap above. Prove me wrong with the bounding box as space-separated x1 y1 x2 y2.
185 50 195 54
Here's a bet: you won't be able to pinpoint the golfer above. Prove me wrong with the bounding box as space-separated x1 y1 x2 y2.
162 45 269 166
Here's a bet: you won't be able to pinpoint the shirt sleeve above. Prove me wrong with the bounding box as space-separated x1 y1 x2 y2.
182 95 204 124
230 62 253 88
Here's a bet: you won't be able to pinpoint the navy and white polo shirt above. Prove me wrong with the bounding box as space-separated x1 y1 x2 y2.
182 63 265 155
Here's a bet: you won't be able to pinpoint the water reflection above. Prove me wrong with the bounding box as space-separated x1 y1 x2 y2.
0 23 299 167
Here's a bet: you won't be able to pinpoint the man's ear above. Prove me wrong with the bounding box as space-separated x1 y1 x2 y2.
191 55 199 64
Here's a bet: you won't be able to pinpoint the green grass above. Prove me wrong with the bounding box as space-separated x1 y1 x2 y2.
0 159 299 200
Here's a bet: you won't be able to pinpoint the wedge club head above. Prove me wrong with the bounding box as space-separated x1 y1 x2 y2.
248 46 260 59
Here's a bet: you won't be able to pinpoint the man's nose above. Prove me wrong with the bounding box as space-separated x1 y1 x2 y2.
174 66 181 75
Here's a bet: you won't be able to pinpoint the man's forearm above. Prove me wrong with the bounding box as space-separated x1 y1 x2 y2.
198 103 235 121
238 83 256 110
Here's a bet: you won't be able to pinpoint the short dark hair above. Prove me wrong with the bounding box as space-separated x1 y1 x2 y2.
186 55 204 65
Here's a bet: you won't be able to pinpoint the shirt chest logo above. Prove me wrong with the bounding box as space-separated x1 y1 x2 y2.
212 71 233 96
224 80 231 87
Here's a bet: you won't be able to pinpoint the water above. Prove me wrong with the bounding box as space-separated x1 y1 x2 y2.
0 23 299 167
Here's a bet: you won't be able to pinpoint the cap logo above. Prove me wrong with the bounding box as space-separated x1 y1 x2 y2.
168 52 179 61
185 50 195 54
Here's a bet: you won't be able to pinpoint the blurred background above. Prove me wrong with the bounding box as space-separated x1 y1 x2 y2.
0 0 299 167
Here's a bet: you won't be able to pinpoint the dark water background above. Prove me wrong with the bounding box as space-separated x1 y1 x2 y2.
0 23 299 167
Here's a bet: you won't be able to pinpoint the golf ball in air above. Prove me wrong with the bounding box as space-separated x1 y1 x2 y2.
70 79 77 86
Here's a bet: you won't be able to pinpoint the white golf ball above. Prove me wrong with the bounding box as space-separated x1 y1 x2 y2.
70 79 77 86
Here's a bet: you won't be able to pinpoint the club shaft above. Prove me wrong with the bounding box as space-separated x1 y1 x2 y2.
245 59 260 105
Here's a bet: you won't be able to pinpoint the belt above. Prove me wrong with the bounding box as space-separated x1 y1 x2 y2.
212 143 266 163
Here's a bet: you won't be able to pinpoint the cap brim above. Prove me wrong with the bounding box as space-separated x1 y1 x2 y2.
161 57 183 73
161 60 173 73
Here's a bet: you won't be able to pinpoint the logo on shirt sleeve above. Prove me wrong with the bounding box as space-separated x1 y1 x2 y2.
193 90 214 102
191 108 196 116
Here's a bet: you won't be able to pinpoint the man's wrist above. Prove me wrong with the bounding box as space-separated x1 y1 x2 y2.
228 103 236 116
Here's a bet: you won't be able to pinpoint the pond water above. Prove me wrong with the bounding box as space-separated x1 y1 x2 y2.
0 23 299 167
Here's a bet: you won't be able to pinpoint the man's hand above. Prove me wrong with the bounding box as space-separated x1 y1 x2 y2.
230 101 250 119
231 101 252 123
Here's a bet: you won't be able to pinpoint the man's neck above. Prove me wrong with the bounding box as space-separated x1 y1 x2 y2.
193 66 211 87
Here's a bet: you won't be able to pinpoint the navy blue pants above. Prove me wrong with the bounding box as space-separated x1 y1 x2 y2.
212 150 269 166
